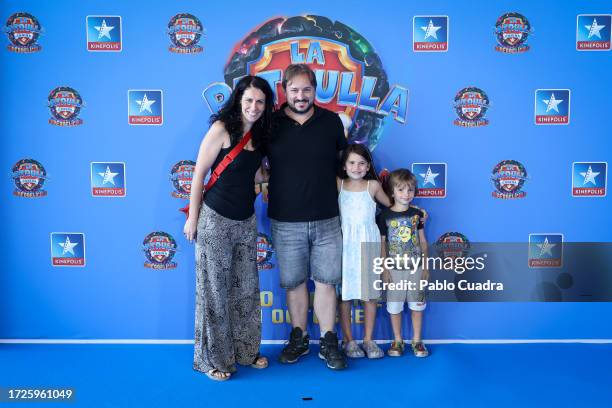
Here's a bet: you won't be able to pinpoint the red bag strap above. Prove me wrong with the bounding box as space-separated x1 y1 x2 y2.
204 130 252 192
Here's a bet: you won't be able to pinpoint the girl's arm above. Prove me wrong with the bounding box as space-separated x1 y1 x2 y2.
371 180 392 207
183 122 228 242
336 177 342 193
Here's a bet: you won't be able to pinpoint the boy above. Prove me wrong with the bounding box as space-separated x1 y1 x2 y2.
377 168 429 358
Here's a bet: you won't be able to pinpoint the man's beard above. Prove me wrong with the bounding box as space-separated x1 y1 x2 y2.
287 99 314 114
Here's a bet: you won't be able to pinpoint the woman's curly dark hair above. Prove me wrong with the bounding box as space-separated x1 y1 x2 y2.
209 75 274 149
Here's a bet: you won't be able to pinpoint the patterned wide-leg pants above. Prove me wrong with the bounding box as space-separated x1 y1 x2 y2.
193 204 261 374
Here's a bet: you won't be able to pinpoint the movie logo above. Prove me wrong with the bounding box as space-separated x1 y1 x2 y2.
257 233 274 271
170 160 195 199
142 231 177 269
48 87 84 126
491 160 527 199
435 232 470 259
12 158 48 198
203 15 409 150
4 12 42 53
494 12 532 53
168 13 204 53
453 87 490 127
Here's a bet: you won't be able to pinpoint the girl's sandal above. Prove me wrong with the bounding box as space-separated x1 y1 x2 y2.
206 369 231 381
250 354 268 369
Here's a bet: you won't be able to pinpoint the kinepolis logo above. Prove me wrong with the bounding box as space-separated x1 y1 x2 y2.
203 15 409 150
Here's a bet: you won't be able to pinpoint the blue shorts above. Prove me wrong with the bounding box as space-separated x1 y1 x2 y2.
270 217 342 289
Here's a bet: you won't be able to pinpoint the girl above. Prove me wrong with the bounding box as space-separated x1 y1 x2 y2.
337 143 391 359
184 76 274 381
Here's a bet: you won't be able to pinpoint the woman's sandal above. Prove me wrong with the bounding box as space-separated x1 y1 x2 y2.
250 354 268 369
206 369 231 381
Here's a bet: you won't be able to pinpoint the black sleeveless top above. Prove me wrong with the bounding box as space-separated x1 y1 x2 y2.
203 145 262 220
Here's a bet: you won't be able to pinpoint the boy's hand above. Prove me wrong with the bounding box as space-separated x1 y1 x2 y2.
382 269 391 284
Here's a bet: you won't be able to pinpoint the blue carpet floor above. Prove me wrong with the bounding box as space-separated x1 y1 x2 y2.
1 343 611 407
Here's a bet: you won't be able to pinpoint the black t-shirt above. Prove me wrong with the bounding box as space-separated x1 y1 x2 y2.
203 145 262 220
377 206 427 256
265 104 348 222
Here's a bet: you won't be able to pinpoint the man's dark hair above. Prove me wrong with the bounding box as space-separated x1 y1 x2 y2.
282 64 317 90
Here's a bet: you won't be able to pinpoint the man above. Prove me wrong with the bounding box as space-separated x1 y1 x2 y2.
266 64 347 370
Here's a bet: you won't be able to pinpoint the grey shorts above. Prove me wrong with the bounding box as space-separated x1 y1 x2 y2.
270 217 342 289
386 267 427 314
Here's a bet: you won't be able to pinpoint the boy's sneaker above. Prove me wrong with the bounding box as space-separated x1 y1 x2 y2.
318 331 347 370
387 340 405 357
411 341 429 358
279 327 310 363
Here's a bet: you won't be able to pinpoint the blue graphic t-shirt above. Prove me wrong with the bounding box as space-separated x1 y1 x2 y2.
376 206 427 257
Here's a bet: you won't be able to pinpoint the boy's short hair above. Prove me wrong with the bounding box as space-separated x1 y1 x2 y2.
282 64 317 90
387 168 418 197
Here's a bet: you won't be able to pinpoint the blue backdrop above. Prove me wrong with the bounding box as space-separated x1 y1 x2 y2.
2 0 611 341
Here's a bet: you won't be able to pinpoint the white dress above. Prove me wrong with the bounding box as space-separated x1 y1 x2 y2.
339 180 382 301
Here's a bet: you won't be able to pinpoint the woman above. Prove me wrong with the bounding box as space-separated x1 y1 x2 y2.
184 75 274 381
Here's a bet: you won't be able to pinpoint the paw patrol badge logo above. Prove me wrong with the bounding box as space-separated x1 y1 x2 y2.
167 13 204 54
491 160 527 199
170 160 195 199
4 12 42 53
48 87 84 126
453 87 490 127
435 232 470 259
494 12 532 53
12 158 48 198
142 231 178 269
257 233 274 271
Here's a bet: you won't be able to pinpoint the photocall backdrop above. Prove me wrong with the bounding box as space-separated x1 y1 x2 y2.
2 0 611 341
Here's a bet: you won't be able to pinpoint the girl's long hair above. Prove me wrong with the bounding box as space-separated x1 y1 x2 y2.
209 75 274 149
